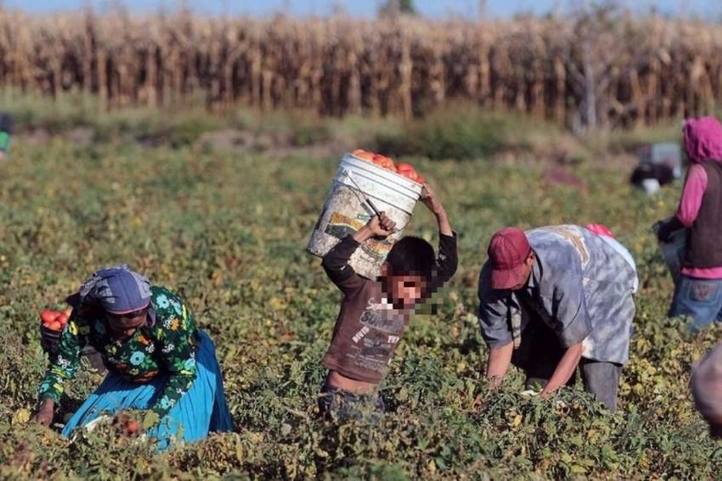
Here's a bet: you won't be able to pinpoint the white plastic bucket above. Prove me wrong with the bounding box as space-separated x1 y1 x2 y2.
307 153 423 279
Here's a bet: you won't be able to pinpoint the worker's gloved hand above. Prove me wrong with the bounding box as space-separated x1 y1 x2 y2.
656 222 673 243
656 217 684 243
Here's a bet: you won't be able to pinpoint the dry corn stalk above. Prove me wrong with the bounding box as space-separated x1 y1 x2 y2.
0 10 720 127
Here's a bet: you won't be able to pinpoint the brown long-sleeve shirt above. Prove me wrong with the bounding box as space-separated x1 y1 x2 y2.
321 233 457 384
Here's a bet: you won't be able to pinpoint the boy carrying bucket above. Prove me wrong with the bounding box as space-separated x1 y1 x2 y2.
318 184 457 420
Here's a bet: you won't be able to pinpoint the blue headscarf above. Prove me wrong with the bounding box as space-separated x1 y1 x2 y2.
79 265 152 314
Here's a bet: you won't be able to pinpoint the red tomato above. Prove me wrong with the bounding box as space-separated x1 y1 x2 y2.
57 313 69 326
40 309 59 325
396 162 424 184
48 320 62 331
125 419 139 435
352 149 375 162
372 154 396 171
396 162 416 178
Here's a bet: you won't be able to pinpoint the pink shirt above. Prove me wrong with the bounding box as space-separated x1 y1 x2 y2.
677 164 722 278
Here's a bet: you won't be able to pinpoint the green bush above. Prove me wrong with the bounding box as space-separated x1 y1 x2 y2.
375 106 562 160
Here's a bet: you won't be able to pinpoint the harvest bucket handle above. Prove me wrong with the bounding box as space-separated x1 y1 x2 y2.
339 168 411 233
340 168 381 217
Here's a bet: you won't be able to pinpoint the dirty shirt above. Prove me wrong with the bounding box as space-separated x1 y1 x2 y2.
38 286 198 419
478 225 637 365
322 233 457 384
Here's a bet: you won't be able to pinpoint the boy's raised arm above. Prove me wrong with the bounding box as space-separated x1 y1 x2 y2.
422 184 453 237
321 213 396 292
422 184 458 288
321 235 361 286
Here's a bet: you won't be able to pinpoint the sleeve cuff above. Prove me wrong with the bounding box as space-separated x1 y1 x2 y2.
675 213 694 229
485 337 514 349
39 392 60 403
559 320 592 348
343 234 360 246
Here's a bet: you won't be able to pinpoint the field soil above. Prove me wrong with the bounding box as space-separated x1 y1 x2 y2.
0 117 720 480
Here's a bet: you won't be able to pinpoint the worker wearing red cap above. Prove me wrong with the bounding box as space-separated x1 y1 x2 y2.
478 225 638 411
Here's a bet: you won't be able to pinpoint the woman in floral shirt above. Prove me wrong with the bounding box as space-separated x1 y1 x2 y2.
33 265 233 450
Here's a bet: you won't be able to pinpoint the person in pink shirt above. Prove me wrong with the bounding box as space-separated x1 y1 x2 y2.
657 116 722 332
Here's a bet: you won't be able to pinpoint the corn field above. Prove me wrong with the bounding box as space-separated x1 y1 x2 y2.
1 9 722 127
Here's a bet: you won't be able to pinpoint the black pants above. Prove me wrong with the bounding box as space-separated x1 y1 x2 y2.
512 318 622 411
317 383 385 422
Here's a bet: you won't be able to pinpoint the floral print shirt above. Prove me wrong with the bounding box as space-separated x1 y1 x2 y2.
38 286 198 419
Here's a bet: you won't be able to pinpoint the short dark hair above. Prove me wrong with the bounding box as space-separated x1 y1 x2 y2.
386 236 436 279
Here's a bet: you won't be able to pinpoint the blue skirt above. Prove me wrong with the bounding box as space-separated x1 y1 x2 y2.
62 330 233 451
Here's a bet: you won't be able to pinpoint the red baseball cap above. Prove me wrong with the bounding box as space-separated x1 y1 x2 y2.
488 227 532 290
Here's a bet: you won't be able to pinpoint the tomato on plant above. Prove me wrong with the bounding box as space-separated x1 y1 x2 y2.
125 419 139 435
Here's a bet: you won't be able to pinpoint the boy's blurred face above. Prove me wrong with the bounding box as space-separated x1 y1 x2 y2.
388 274 427 309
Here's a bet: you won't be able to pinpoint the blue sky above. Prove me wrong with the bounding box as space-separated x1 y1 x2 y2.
2 0 720 19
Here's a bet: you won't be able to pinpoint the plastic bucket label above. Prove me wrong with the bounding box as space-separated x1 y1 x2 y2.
324 204 392 261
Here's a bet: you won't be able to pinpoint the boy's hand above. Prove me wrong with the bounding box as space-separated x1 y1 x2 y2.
353 212 396 243
370 212 396 236
421 184 446 216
